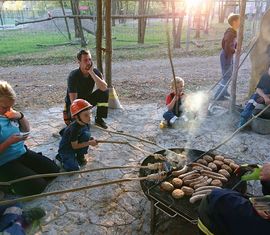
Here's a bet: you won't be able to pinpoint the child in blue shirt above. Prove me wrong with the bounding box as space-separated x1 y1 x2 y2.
58 99 98 171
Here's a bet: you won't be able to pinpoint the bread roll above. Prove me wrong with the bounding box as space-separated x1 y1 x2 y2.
172 189 185 199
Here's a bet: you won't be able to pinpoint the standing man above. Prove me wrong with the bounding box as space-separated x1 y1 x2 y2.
64 50 109 129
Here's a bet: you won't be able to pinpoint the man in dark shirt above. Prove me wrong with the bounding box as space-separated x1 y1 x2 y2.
214 14 240 101
64 50 109 129
239 66 270 127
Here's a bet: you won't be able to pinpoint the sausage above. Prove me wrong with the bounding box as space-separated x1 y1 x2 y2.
203 155 214 163
189 177 206 188
229 163 239 171
213 160 223 168
197 159 208 166
190 194 207 204
181 186 194 196
172 165 189 176
214 155 225 161
208 162 217 171
194 181 209 189
190 163 213 171
221 164 233 174
192 189 212 197
178 170 199 179
218 169 230 178
201 170 228 182
224 158 235 165
195 185 222 192
192 166 204 171
182 173 201 181
183 176 204 185
211 179 223 187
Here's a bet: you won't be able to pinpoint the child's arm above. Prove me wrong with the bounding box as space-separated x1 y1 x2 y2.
71 139 98 150
167 96 178 111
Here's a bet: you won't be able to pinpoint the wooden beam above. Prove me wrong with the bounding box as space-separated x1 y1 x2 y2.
96 0 103 73
105 0 112 88
230 0 247 112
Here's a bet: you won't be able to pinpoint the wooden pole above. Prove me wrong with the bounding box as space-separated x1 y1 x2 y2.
230 0 247 112
96 0 103 73
105 0 112 88
60 0 71 40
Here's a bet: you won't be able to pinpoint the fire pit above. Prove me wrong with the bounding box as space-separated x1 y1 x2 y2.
139 148 246 234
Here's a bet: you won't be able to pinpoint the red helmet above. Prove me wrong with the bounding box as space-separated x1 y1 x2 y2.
70 99 92 117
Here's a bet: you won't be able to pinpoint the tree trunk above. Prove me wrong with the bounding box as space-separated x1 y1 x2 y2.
96 0 103 73
230 0 247 112
195 8 201 39
60 0 71 40
137 0 148 44
70 0 86 47
105 0 112 88
112 0 117 26
174 16 184 48
172 0 176 46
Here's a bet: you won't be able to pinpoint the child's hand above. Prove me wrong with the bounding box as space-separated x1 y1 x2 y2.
7 134 25 145
89 139 98 147
5 108 22 120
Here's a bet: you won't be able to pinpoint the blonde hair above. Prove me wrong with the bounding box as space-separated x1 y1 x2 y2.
0 80 16 101
171 77 184 89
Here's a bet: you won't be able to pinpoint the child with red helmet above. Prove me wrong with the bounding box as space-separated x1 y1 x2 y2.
58 99 98 171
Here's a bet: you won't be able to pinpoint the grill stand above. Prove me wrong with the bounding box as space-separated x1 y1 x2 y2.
150 200 157 235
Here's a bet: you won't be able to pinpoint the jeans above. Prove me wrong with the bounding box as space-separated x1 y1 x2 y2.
214 50 233 99
60 126 90 171
241 93 265 120
163 111 176 122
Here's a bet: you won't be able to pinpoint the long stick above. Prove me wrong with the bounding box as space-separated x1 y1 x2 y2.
96 140 129 144
0 164 161 186
0 175 161 206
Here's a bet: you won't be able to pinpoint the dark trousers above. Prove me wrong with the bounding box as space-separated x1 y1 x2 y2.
198 186 270 235
214 50 233 99
241 93 266 121
0 149 59 196
59 126 90 171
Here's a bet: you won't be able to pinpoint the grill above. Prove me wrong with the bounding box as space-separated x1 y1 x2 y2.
139 148 246 234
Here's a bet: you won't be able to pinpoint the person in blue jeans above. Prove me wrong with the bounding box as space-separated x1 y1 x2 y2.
163 77 185 126
0 202 45 235
214 13 240 101
58 99 98 171
239 66 270 127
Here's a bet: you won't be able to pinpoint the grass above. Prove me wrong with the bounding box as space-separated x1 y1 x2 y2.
0 20 255 67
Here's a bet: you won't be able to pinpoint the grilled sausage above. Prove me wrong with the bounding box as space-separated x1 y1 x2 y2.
221 164 233 173
208 162 217 171
190 194 207 204
195 185 222 192
171 178 183 188
203 155 214 163
184 176 204 186
214 155 225 161
189 177 206 188
218 169 230 178
190 163 212 171
229 163 239 171
181 186 194 196
172 189 185 199
182 173 201 181
211 179 223 187
213 160 223 168
200 170 228 182
178 170 199 179
224 158 235 165
197 159 208 166
192 166 204 171
172 165 189 176
192 189 212 197
194 181 209 189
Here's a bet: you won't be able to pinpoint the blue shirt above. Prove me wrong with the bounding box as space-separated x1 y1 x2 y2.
58 121 91 154
257 73 270 94
0 116 26 166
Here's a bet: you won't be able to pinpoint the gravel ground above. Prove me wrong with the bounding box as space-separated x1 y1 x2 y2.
0 54 251 110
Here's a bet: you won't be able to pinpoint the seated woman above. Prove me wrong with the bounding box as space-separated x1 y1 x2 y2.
0 81 59 196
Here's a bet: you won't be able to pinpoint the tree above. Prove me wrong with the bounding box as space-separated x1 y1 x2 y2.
137 0 149 44
172 0 185 48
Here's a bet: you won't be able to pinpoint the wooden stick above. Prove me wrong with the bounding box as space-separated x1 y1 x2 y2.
96 140 129 144
0 175 160 206
0 164 160 186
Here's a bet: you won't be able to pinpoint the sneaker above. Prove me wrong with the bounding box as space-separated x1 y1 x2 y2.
169 116 178 125
77 154 87 166
95 118 108 129
22 207 46 225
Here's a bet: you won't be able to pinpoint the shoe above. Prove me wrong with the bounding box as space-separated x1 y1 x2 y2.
77 154 87 166
169 116 178 125
22 207 46 225
95 118 108 129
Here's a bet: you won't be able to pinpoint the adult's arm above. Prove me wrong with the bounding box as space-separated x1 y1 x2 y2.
69 93 77 104
256 88 270 104
89 68 108 91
